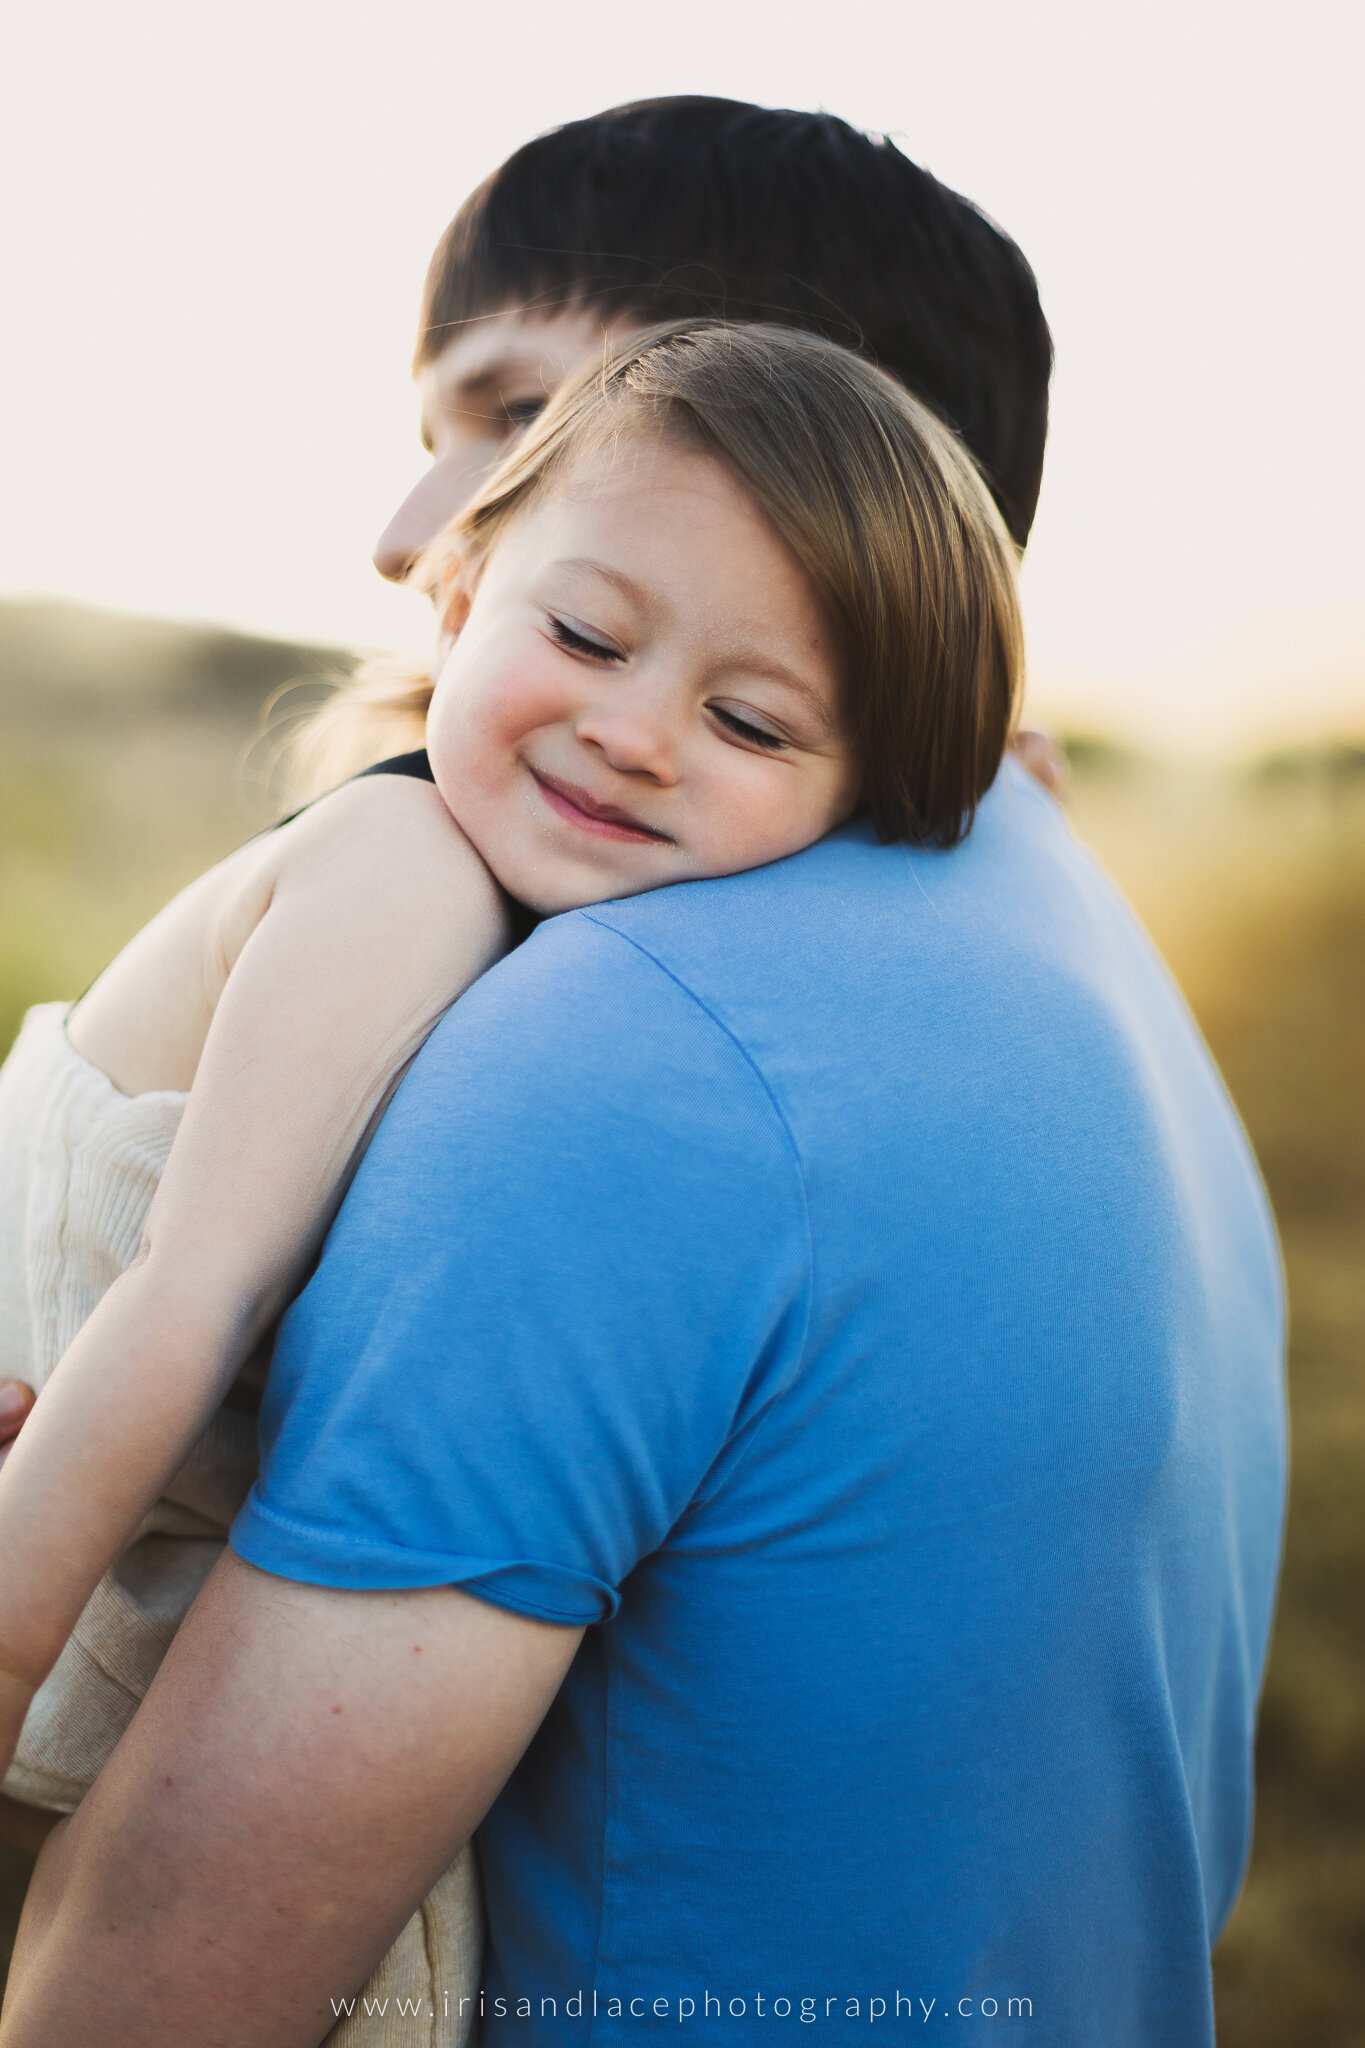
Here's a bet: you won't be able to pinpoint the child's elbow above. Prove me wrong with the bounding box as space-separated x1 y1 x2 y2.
111 1236 264 1363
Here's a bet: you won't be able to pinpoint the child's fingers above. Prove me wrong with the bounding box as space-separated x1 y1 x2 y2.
0 1380 37 1445
1011 728 1069 800
0 1790 61 1855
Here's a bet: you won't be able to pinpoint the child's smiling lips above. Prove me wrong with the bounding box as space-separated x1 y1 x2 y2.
530 769 675 845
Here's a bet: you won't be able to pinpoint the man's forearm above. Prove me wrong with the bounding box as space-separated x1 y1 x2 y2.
0 1552 580 2047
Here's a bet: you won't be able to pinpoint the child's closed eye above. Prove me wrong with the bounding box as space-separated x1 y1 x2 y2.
547 614 625 662
708 704 789 750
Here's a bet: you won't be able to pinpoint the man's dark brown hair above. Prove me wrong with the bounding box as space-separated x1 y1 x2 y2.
418 97 1052 548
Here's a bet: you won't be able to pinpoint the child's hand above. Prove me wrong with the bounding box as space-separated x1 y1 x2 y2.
0 1381 36 1473
1011 729 1069 800
0 1663 35 1790
0 1790 61 1855
1 1383 42 1784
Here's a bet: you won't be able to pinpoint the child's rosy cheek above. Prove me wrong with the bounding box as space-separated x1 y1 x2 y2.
499 667 580 732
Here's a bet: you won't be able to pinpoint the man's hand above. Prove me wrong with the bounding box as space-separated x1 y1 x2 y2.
1 1551 582 2047
0 1383 35 1474
1010 728 1069 800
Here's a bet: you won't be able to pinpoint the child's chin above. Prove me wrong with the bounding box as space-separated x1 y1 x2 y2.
525 863 680 917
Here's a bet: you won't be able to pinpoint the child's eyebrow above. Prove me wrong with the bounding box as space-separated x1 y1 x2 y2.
552 557 650 607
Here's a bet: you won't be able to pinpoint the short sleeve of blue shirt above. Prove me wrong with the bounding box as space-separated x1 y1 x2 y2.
233 911 811 1623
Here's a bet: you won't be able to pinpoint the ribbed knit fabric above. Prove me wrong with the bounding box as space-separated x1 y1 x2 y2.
0 1004 481 2044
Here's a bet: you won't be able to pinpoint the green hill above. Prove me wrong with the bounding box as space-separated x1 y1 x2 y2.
0 595 354 722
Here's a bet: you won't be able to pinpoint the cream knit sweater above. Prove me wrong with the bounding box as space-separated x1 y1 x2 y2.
0 1003 481 2045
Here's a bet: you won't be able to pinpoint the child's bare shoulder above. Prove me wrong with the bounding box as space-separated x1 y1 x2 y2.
246 772 498 929
273 770 489 886
242 769 511 973
69 771 507 1098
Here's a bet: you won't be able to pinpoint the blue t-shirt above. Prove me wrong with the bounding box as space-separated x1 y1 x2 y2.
232 763 1285 2045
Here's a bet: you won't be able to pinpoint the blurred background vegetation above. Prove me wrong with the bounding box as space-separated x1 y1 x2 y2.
0 598 1362 2040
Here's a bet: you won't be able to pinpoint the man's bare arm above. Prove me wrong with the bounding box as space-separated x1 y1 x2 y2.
0 1552 582 2048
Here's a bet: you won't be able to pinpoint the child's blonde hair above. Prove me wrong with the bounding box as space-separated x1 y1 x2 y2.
298 322 1024 846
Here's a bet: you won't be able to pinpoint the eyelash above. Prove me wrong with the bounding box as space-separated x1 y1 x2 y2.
549 615 622 661
709 706 787 750
547 616 789 751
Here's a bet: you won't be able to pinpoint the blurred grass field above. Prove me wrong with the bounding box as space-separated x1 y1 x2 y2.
1 600 1362 2039
1064 753 1365 2046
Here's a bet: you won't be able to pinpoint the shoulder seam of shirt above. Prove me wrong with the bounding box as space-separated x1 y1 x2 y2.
577 911 818 1417
578 909 810 1183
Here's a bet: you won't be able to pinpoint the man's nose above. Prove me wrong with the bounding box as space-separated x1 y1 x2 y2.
373 451 482 584
574 689 680 784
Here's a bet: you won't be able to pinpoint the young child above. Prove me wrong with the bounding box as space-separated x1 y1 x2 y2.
0 321 1023 2038
365 93 1060 795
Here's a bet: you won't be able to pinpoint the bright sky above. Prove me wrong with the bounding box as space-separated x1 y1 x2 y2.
2 0 1362 750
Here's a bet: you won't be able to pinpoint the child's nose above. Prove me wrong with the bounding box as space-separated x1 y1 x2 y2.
574 694 679 784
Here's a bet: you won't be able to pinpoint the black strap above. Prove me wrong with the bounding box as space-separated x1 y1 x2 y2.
273 749 435 831
355 749 436 786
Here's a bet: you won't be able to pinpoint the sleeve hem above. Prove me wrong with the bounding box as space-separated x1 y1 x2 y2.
229 1494 619 1625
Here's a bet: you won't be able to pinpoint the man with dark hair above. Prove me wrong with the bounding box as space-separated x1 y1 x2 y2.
0 96 1058 1506
374 97 1053 581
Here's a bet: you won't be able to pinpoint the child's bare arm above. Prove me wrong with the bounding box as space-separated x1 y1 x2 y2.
0 775 513 1765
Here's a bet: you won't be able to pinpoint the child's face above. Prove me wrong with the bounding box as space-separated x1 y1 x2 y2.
425 433 860 915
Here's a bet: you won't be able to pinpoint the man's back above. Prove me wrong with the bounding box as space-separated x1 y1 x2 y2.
237 763 1286 2044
